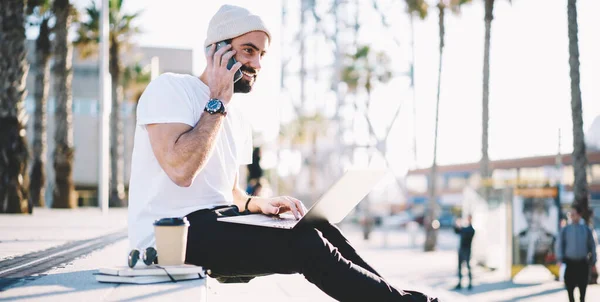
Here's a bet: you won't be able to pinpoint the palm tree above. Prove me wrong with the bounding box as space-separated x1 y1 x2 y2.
566 0 589 222
27 0 53 208
75 0 141 207
404 0 429 19
480 0 510 204
342 45 393 97
51 0 76 208
121 62 150 183
422 0 472 252
0 0 30 214
341 45 392 240
122 62 151 106
278 113 327 199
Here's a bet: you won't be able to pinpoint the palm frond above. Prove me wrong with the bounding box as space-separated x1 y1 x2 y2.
448 0 473 15
355 45 370 59
74 0 142 58
122 62 151 103
405 0 429 19
26 0 53 28
26 0 51 16
341 44 392 94
114 0 123 11
74 23 100 58
279 113 328 145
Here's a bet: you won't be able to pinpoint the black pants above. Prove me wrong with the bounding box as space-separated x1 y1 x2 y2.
564 259 590 302
457 248 472 285
184 207 438 302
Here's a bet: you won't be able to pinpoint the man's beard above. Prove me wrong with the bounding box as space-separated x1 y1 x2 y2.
234 65 257 93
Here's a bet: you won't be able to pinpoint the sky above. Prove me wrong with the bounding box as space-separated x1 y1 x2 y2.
65 0 600 173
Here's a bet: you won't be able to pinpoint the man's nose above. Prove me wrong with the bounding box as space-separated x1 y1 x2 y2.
250 56 261 72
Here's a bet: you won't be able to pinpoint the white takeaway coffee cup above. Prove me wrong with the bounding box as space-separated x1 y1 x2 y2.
153 217 190 266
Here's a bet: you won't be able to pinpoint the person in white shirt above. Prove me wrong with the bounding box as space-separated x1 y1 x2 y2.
127 4 436 301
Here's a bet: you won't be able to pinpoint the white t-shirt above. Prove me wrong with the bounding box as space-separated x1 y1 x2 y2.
128 73 252 250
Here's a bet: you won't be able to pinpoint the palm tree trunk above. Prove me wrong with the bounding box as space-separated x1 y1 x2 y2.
567 0 589 222
0 0 30 214
410 14 418 168
424 3 445 252
52 0 76 208
481 0 494 202
309 128 318 201
30 17 52 208
299 0 307 107
109 39 125 206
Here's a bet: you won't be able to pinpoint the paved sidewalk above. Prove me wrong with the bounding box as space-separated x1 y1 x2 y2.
0 239 207 302
0 208 206 301
0 208 128 260
1 209 599 301
208 225 600 302
341 226 600 302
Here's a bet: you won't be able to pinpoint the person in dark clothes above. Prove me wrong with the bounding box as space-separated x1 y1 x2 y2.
454 214 475 290
557 205 597 302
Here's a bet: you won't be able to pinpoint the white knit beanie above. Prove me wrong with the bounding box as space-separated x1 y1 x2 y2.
204 5 272 48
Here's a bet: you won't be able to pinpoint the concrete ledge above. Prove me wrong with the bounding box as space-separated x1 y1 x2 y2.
0 240 207 302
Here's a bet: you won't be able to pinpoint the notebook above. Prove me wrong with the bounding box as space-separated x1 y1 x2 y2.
96 264 205 284
96 273 201 284
99 264 205 277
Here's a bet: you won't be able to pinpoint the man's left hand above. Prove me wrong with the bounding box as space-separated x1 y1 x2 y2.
256 196 307 220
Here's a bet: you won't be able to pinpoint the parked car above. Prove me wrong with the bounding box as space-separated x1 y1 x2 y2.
381 212 414 228
438 212 456 228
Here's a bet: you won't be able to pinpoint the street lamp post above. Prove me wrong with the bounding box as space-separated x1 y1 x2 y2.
98 0 111 213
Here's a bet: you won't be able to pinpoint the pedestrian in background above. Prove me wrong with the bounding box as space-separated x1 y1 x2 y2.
454 214 475 290
557 205 597 302
587 209 598 285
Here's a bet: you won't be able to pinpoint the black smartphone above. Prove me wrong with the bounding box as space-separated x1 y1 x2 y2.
206 41 243 83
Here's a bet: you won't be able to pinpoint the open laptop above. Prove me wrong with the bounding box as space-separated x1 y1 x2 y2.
217 169 388 229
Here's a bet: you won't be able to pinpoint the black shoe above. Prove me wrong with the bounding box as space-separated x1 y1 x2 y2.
453 284 462 290
467 284 472 290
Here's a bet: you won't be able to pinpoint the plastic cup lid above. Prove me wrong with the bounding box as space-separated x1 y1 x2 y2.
153 217 190 226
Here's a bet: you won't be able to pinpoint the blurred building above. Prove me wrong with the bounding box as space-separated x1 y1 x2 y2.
23 40 193 203
405 150 600 216
587 116 600 151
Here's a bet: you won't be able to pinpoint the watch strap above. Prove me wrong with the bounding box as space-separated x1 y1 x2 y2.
204 99 227 116
244 197 252 214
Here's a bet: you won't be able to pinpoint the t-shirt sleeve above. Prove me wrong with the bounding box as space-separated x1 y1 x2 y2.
136 74 196 127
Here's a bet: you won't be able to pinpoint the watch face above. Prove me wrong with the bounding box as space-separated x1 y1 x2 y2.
207 99 222 112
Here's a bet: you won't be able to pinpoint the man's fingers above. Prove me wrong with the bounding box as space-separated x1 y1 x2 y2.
212 44 231 69
205 44 216 67
220 50 236 67
264 202 279 215
288 197 305 216
270 204 280 215
283 197 300 220
230 62 243 75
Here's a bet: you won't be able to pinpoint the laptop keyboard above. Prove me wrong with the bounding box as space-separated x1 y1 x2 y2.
269 216 298 228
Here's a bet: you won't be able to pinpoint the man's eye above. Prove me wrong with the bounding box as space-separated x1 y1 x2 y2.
244 48 253 54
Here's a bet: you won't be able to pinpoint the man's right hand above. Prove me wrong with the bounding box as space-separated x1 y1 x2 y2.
252 196 307 220
205 43 243 104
